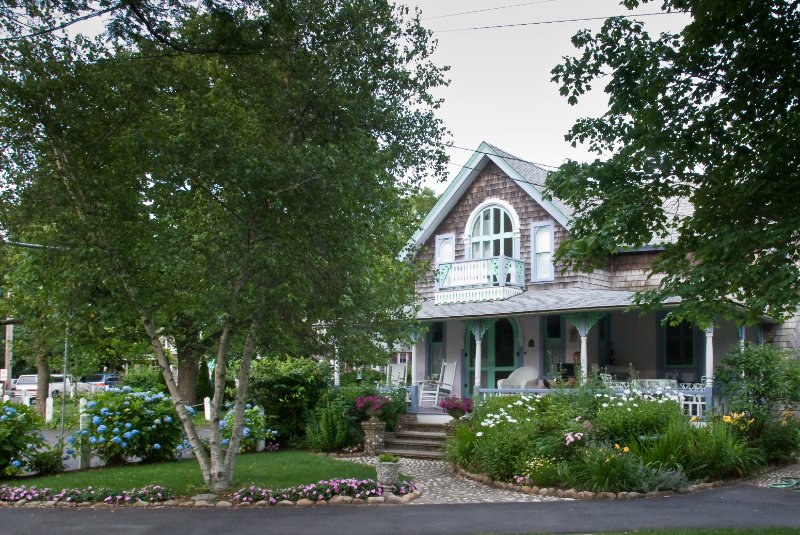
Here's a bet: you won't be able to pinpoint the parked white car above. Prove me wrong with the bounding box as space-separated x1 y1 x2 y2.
12 374 76 400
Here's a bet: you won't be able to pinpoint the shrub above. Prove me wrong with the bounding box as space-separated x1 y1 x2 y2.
196 358 213 402
519 455 561 488
593 391 683 442
755 417 800 464
684 420 763 480
558 442 644 493
716 344 800 422
0 402 46 475
77 387 185 464
306 399 352 453
470 395 555 481
443 422 478 469
248 357 330 445
28 441 67 475
340 368 385 387
716 344 800 463
122 366 166 393
219 404 275 453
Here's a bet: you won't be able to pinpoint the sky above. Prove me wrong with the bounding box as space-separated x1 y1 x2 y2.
404 0 690 193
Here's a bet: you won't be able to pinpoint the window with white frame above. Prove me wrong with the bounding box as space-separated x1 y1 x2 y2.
470 205 515 259
532 223 554 281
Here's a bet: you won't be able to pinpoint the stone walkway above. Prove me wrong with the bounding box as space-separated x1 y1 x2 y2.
349 457 564 505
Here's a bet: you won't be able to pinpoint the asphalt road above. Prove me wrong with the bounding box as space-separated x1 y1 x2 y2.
0 484 798 535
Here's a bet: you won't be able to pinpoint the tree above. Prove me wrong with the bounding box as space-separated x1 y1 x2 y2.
548 0 800 327
0 0 446 491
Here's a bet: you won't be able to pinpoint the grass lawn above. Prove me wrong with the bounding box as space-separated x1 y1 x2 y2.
1 451 376 497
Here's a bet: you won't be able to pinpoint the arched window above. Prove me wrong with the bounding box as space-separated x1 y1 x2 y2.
470 205 515 259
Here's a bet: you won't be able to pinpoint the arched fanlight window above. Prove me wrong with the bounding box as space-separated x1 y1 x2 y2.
470 206 514 259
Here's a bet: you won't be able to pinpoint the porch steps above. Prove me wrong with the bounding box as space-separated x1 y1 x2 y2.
382 419 448 460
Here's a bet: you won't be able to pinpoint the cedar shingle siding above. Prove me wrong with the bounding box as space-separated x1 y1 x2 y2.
415 163 662 300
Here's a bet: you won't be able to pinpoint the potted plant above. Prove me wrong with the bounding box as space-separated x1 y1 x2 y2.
355 395 392 421
438 396 473 419
376 452 401 491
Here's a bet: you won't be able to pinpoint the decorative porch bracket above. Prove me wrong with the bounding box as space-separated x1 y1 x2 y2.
466 320 491 393
565 312 606 379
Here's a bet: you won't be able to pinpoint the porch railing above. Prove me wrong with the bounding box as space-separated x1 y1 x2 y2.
435 256 526 304
475 383 714 419
436 255 525 290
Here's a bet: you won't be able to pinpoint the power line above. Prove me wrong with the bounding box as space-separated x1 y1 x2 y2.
0 6 120 43
422 0 565 21
445 143 560 169
432 11 684 33
443 161 551 191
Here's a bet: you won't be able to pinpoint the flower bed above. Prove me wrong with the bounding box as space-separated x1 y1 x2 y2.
444 383 766 494
232 478 417 505
0 484 174 504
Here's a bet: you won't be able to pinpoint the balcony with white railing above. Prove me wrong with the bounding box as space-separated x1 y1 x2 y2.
435 255 526 304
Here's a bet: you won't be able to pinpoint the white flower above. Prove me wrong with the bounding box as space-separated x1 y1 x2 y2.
475 432 483 437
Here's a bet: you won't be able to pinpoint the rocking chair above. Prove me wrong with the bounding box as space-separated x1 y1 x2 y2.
418 361 457 407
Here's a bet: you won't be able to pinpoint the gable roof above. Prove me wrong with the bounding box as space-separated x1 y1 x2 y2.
406 142 572 257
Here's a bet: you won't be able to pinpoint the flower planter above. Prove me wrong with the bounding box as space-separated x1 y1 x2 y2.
376 461 400 491
446 409 464 419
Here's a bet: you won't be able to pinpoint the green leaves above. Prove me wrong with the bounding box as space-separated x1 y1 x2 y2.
549 1 800 324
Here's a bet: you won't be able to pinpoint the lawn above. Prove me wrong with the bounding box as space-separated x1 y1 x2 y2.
1 451 376 496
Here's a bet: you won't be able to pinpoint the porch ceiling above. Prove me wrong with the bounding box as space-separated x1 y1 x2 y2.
416 288 681 321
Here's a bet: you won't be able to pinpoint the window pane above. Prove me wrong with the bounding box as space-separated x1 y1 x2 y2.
493 239 500 256
482 210 491 235
504 237 512 256
494 319 515 367
493 208 501 234
666 322 694 366
472 242 480 258
537 252 553 279
472 219 481 237
504 213 512 233
483 241 491 258
546 315 561 339
438 237 454 262
535 226 551 252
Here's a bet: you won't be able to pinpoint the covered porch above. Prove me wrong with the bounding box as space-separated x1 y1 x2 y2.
410 288 767 418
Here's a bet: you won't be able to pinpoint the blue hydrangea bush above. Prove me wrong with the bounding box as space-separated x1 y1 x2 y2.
75 387 186 464
0 401 46 475
219 403 279 453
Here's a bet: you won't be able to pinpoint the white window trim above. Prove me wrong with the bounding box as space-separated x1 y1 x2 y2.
531 222 555 282
463 198 521 260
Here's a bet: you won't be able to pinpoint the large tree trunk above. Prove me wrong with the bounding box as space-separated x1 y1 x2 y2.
35 347 49 416
176 345 199 406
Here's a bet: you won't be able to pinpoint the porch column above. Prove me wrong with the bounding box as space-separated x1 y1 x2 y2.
333 344 340 388
467 320 490 393
566 313 606 380
737 325 745 350
704 326 714 387
409 331 420 386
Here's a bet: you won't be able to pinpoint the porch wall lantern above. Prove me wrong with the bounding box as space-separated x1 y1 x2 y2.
527 339 535 348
